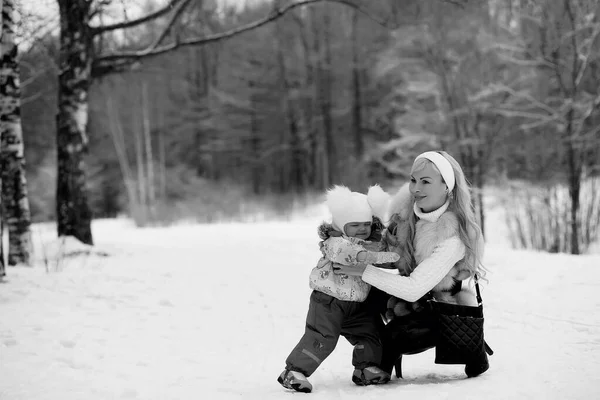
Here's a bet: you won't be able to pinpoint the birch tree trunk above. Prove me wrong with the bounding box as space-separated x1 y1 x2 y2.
248 79 261 195
0 0 32 267
56 0 93 245
155 81 166 200
0 217 4 277
104 87 138 219
311 7 335 189
275 20 305 193
294 14 317 188
142 82 155 218
320 9 335 187
350 10 364 159
133 85 147 223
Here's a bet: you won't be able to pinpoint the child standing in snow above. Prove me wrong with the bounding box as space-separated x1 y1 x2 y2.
277 186 400 393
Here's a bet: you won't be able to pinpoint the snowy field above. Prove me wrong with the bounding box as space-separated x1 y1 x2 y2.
1 202 600 400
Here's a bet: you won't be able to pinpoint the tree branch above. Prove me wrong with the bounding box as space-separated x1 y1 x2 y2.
491 84 562 117
574 22 600 88
93 0 394 71
89 0 113 19
564 0 580 97
20 62 55 87
570 93 600 139
91 0 183 35
485 107 561 123
442 0 468 8
147 0 194 50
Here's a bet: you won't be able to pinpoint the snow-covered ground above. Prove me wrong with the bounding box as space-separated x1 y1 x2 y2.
1 203 600 400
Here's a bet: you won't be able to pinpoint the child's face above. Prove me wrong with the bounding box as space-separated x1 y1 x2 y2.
409 161 448 212
344 221 372 240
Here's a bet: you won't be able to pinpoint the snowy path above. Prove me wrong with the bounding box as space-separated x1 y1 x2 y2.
1 218 600 400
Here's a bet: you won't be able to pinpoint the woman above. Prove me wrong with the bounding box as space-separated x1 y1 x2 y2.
331 150 489 378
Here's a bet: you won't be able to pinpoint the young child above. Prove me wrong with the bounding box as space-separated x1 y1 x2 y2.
277 186 400 393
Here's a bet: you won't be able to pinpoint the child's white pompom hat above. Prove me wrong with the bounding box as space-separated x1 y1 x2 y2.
326 185 373 233
367 184 392 222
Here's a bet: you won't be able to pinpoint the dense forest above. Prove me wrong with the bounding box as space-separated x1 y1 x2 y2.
10 0 600 254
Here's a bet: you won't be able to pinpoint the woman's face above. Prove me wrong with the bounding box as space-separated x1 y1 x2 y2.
409 161 448 212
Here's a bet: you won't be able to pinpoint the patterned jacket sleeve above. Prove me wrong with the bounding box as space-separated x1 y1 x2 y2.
321 237 365 266
362 236 465 302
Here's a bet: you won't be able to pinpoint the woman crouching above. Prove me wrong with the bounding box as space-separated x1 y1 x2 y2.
330 150 489 379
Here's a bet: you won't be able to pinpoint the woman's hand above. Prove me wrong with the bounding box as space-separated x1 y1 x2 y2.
332 262 367 276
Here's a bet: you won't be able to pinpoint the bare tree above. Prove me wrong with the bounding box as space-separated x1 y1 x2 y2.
315 5 336 187
350 9 364 160
371 0 514 234
52 0 403 244
490 0 600 253
275 18 308 192
53 0 466 244
1 0 33 272
421 1 514 235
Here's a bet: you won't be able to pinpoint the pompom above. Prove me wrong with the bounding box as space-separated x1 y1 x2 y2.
387 183 413 220
367 185 392 223
317 221 341 240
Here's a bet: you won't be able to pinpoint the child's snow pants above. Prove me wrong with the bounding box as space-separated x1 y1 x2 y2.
285 290 382 377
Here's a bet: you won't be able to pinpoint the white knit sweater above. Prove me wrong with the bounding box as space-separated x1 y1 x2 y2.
362 190 473 304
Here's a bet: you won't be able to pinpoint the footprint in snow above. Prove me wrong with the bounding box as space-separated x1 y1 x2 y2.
60 340 77 348
159 299 174 307
121 389 138 398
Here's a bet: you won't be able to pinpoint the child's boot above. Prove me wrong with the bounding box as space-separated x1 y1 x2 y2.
352 366 391 386
278 369 313 393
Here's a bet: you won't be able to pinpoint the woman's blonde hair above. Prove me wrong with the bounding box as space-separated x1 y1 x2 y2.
402 151 485 278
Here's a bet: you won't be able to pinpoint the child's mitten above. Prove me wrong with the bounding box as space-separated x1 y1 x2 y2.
386 296 414 318
362 250 400 265
387 296 399 310
410 301 425 313
385 308 396 322
393 300 413 317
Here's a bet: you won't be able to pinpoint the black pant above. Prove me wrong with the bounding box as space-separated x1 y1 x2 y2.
285 290 383 377
379 306 437 374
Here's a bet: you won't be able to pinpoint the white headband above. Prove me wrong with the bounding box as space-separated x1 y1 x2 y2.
415 151 456 192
